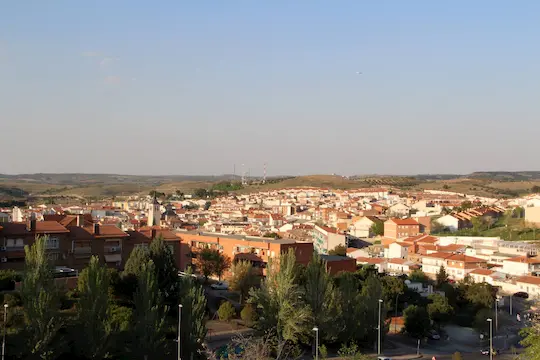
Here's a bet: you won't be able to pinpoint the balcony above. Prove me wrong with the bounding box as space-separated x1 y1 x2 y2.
73 247 92 259
104 246 122 254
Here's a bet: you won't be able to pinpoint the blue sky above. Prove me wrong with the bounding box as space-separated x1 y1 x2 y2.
1 1 539 176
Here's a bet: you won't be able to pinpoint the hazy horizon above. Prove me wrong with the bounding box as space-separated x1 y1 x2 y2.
2 1 539 176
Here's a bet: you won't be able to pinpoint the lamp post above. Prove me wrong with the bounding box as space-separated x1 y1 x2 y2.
487 318 493 360
509 294 513 316
2 303 7 360
312 327 319 360
378 299 383 355
495 298 499 333
178 304 183 360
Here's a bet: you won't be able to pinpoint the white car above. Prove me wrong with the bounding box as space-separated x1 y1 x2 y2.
211 281 229 290
377 357 392 360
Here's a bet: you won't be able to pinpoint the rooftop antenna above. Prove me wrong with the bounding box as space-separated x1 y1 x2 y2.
263 162 267 184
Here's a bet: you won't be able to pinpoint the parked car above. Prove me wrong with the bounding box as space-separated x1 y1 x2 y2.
514 291 529 299
481 348 498 356
428 330 441 340
211 281 229 290
377 357 392 360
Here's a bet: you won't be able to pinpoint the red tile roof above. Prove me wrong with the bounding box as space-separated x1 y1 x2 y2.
515 275 540 286
388 218 419 226
470 268 495 276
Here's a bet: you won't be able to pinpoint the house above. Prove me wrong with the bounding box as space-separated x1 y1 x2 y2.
525 207 540 226
349 216 382 238
435 214 462 232
355 257 387 273
469 268 497 284
421 252 453 277
320 255 357 275
384 218 420 239
444 254 487 281
515 276 540 298
311 225 347 255
388 203 410 217
385 242 411 259
502 256 540 276
387 258 416 275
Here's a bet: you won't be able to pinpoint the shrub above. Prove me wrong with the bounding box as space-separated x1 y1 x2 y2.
240 304 255 327
217 301 236 322
0 270 19 291
3 292 21 307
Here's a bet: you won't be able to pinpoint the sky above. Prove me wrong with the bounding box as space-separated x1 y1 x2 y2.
1 1 539 176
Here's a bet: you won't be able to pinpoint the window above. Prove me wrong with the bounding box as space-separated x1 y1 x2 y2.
135 243 148 249
47 253 59 261
6 238 24 248
46 237 59 249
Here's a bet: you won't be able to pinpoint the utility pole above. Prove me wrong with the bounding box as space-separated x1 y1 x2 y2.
178 304 182 360
2 304 8 360
377 299 383 355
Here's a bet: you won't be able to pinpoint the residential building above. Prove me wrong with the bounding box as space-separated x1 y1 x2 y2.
355 257 387 273
311 225 347 255
515 276 540 298
387 258 416 275
384 218 420 239
525 207 540 226
348 216 381 238
444 254 487 280
385 242 411 259
421 252 452 277
320 255 356 275
502 256 540 276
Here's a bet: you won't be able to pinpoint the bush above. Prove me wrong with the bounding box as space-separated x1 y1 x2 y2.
3 292 21 307
0 270 19 291
240 304 255 327
217 301 236 322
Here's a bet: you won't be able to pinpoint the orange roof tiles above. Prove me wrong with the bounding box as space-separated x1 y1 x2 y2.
505 256 540 264
515 275 540 286
388 218 419 226
470 268 495 276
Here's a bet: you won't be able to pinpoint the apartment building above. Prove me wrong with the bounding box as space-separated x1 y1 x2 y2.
502 256 540 276
177 231 314 273
445 254 487 280
421 252 452 277
525 207 540 226
384 218 420 239
311 225 347 255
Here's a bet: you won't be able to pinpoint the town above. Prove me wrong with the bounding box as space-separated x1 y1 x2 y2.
0 183 539 359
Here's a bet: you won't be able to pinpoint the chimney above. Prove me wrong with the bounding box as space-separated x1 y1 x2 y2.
151 228 156 239
77 214 84 227
93 223 100 235
27 213 37 232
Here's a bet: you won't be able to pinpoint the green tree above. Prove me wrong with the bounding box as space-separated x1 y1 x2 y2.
435 265 449 287
305 253 339 342
521 325 540 360
532 186 540 194
409 269 429 284
370 221 384 236
204 201 212 210
20 235 62 359
132 260 168 360
193 188 208 198
196 247 230 282
249 248 311 344
465 282 494 309
473 308 492 333
263 232 282 239
217 301 236 322
178 276 207 358
328 244 347 256
382 275 406 318
427 293 453 329
403 305 430 339
336 273 365 344
124 246 151 277
148 235 179 300
75 256 113 359
228 260 259 304
337 342 370 360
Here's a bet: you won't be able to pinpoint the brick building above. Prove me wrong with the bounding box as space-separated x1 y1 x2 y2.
384 218 420 239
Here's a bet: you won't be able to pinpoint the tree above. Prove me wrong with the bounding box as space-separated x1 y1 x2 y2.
20 235 62 359
132 260 168 360
337 342 370 360
403 305 430 339
435 265 449 287
473 308 492 333
196 247 230 282
532 185 540 194
228 260 259 304
409 269 429 284
521 325 540 360
193 188 208 198
124 246 150 277
370 221 384 236
217 301 236 322
304 253 339 342
328 244 347 256
263 232 282 239
465 282 494 309
204 201 212 210
148 235 179 300
382 275 406 318
427 293 453 329
75 256 113 359
249 248 311 345
178 276 207 359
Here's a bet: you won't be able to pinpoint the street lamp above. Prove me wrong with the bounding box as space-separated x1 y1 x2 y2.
378 299 383 355
312 327 319 360
487 318 493 360
178 304 183 360
2 303 7 360
495 298 499 332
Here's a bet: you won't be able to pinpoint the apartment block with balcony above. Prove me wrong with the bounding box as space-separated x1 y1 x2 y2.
311 225 346 255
